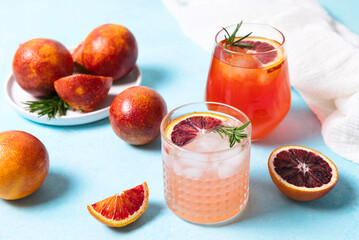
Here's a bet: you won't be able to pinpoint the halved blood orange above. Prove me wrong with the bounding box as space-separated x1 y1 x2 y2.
165 112 227 147
268 146 338 201
87 182 149 227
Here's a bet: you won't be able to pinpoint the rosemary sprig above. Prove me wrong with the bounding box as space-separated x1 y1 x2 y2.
23 95 71 120
214 120 251 147
223 21 254 52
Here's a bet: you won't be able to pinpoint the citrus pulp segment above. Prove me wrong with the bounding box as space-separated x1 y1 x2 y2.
165 112 228 147
268 146 338 201
87 182 149 227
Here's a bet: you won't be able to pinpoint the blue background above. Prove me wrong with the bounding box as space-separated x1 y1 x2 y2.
0 0 358 239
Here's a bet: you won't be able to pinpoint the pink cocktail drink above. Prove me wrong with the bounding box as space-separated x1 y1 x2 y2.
161 102 251 224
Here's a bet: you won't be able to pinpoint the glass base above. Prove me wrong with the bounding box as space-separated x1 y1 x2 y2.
165 195 249 225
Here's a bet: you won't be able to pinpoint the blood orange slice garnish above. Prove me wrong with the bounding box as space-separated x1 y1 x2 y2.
87 182 149 227
268 146 338 201
165 112 227 147
221 37 284 69
241 37 283 67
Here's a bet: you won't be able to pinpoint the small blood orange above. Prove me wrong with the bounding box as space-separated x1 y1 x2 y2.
87 182 149 227
164 112 228 147
268 145 338 201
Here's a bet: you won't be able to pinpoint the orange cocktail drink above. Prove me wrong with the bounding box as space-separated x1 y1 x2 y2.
161 102 251 224
206 23 291 140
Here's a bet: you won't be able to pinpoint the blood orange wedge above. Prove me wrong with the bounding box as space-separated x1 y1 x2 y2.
268 146 338 201
87 182 149 227
165 112 227 147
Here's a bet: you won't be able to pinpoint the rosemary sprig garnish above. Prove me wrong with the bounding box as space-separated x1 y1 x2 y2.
23 95 71 120
214 120 251 147
223 21 254 52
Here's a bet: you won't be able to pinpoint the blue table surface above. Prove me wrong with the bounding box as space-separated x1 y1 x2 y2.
0 1 358 239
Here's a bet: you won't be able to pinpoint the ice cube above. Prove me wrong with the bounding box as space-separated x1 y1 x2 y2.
218 161 238 179
218 148 250 179
181 167 203 180
176 150 208 166
227 54 261 68
173 157 183 176
184 131 230 152
173 150 208 178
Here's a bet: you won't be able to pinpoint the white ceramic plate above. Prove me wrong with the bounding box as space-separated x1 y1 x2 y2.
5 65 142 126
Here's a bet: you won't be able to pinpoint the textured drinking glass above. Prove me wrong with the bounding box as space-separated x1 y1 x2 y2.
206 23 291 140
161 102 251 224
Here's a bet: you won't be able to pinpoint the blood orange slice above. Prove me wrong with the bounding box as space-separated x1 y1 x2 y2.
268 146 338 201
221 37 284 69
87 182 149 227
165 112 227 147
240 37 283 67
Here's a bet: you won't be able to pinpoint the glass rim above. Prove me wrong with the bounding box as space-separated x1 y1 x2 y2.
215 22 286 55
160 101 252 156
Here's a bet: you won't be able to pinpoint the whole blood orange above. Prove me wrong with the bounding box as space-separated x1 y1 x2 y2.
0 131 49 200
71 40 84 66
87 182 149 227
268 145 338 201
12 38 73 97
82 24 138 81
109 86 167 145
